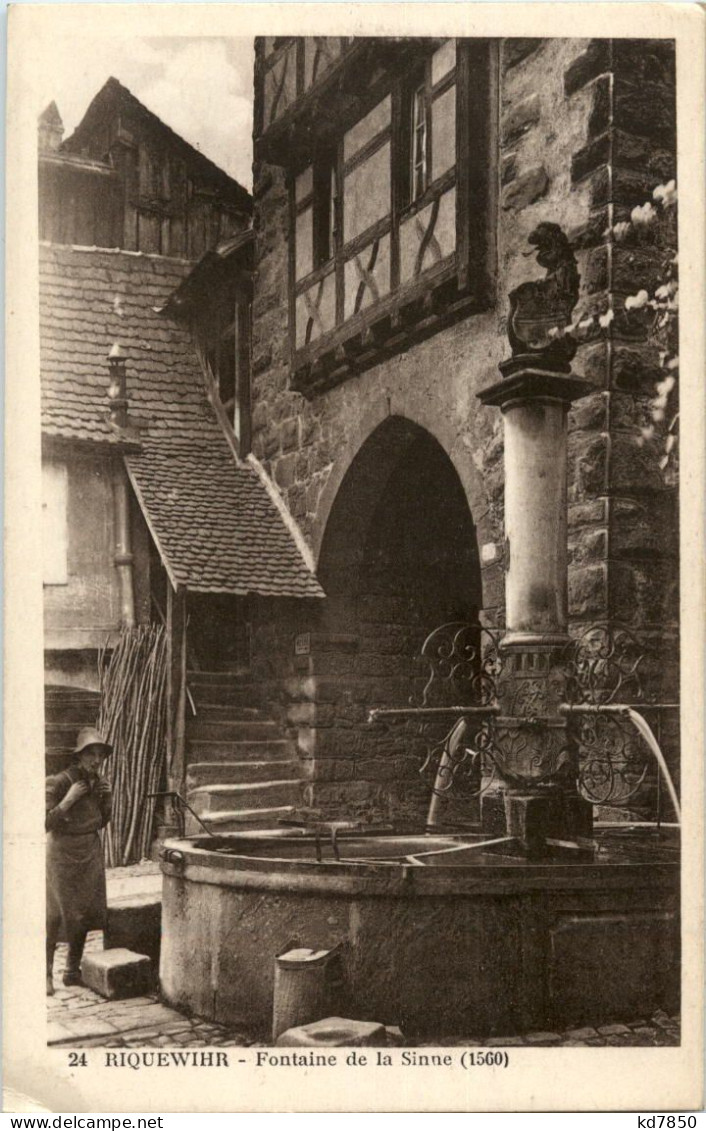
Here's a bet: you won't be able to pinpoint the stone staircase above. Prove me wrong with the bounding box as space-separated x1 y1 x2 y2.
185 670 303 832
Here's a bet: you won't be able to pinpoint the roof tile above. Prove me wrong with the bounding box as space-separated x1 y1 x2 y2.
40 243 323 599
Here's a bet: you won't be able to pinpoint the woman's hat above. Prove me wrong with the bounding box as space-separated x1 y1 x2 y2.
74 727 113 755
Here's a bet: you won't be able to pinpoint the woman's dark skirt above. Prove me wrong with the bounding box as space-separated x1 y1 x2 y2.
46 830 107 940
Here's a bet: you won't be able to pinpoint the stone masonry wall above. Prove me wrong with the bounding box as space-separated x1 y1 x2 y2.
249 38 679 820
564 39 679 790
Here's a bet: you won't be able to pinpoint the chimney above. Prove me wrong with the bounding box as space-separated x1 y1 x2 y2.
38 102 64 153
107 342 129 428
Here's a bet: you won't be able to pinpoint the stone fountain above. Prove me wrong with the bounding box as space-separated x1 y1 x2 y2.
158 226 680 1040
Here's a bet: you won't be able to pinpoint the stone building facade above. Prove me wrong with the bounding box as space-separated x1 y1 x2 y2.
245 37 678 821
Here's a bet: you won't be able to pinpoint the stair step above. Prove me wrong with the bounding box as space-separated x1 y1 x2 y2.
188 684 261 708
186 739 294 761
186 806 296 832
46 750 76 771
45 722 93 744
188 670 255 686
189 705 263 721
186 719 280 743
45 687 100 701
44 700 100 724
187 760 299 787
188 780 303 813
184 674 301 830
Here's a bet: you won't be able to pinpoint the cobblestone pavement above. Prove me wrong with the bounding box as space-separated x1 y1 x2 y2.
105 860 162 900
47 933 680 1050
416 1014 680 1048
47 935 254 1049
106 860 161 880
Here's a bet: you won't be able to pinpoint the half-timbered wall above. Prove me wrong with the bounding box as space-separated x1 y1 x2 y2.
263 39 495 393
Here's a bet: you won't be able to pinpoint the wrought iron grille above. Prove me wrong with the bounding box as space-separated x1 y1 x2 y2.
415 621 503 708
372 619 679 824
563 624 679 819
563 623 647 707
418 714 498 799
407 621 503 820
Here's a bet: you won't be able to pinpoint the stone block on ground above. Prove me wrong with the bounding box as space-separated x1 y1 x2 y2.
81 948 153 1001
276 1017 388 1047
106 896 162 966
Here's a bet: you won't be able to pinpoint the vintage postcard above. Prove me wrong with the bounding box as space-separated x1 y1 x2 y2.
4 2 705 1114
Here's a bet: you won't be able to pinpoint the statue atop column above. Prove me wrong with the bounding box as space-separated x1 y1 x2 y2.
505 223 580 374
479 219 592 855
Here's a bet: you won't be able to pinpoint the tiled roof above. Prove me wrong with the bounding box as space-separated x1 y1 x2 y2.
126 442 322 596
40 242 323 598
40 243 204 446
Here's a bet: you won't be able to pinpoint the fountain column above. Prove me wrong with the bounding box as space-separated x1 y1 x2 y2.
479 364 593 854
477 224 594 856
481 365 586 648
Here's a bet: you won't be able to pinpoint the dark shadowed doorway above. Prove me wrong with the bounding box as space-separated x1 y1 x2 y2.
310 416 483 820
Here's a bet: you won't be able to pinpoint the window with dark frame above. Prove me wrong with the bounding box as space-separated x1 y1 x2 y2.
411 81 428 202
288 38 495 386
403 62 430 208
312 147 337 269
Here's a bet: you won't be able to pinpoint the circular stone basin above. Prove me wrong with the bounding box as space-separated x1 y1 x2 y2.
204 830 494 863
159 827 679 1040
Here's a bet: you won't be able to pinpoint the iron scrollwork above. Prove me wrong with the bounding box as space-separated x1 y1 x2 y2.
419 714 497 801
563 622 647 707
380 618 672 819
415 621 503 709
562 623 663 811
573 712 650 807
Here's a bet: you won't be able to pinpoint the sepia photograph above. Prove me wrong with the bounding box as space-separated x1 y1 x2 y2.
4 3 705 1115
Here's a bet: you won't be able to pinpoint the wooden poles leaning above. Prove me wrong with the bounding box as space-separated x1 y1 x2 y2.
97 624 168 866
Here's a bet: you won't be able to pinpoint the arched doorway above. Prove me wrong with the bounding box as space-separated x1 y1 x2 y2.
308 416 483 821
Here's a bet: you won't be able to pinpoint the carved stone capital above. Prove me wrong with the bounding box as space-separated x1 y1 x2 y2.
478 365 593 410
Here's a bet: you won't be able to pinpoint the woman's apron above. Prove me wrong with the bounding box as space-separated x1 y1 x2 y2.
46 774 108 940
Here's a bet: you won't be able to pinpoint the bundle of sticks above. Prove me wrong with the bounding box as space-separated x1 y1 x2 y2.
97 624 168 866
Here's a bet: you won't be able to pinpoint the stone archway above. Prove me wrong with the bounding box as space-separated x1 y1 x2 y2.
304 416 483 822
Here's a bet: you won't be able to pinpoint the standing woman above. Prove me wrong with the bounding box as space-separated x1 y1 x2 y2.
46 727 113 994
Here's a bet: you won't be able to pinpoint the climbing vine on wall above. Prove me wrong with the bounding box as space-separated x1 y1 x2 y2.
548 180 679 483
619 181 679 482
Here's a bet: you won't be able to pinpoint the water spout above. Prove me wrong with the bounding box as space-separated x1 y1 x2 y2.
561 704 681 825
427 718 468 827
622 707 681 825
